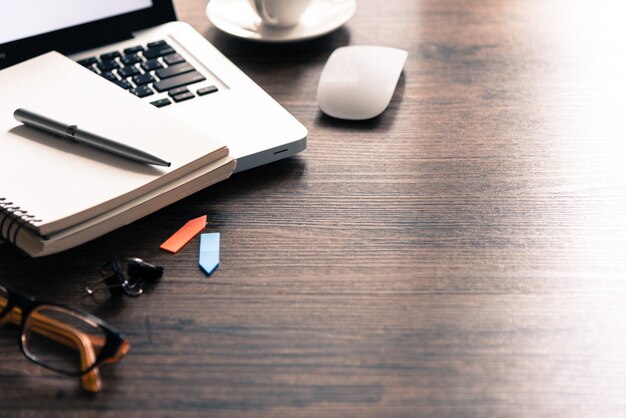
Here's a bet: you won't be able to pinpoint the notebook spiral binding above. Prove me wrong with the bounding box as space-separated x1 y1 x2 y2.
0 197 42 245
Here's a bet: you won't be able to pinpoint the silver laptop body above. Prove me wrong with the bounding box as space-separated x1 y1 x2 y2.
1 2 307 172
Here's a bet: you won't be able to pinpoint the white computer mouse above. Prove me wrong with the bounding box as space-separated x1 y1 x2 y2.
317 46 408 120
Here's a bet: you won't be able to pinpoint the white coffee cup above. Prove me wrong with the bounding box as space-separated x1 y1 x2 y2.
248 0 314 28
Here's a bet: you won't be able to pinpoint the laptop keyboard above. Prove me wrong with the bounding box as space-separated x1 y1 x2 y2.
76 40 218 108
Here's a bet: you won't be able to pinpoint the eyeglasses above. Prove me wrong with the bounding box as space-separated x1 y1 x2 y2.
0 282 130 392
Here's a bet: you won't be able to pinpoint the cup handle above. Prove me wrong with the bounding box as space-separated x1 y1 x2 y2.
253 0 280 26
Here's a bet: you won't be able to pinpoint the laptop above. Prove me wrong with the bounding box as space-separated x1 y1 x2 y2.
0 0 307 172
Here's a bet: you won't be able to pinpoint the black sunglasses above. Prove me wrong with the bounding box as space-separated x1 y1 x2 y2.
0 282 129 391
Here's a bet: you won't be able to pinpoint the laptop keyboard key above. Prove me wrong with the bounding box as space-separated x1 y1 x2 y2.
113 79 132 90
121 53 142 65
101 71 118 82
172 91 195 103
132 73 155 86
150 98 172 108
163 53 185 66
153 71 205 92
100 51 121 61
141 59 163 72
124 45 145 54
78 57 98 66
98 60 120 72
147 40 168 48
155 62 194 79
144 46 175 59
197 85 219 96
129 85 154 98
167 87 190 97
118 65 140 78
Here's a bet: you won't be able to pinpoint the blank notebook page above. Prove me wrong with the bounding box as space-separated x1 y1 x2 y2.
0 52 227 235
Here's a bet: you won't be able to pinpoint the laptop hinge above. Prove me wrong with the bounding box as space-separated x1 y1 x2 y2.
61 32 135 56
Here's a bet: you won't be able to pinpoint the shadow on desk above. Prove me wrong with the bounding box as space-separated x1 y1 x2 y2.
212 155 306 198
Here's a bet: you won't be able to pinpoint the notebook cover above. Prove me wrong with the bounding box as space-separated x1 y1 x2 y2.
0 51 228 237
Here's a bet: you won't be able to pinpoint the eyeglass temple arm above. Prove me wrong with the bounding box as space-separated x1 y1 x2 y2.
23 311 130 366
7 308 102 392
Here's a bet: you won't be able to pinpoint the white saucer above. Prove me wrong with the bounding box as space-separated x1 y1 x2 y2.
206 0 356 43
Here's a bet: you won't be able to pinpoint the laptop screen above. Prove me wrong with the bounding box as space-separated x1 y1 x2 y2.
0 0 176 70
1 0 153 44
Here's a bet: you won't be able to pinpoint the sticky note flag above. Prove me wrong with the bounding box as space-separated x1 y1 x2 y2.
199 233 220 276
160 215 207 253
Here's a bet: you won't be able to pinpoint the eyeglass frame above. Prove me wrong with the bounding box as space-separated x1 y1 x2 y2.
0 281 128 377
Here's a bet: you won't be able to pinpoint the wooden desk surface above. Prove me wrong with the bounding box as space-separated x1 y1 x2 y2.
2 0 626 416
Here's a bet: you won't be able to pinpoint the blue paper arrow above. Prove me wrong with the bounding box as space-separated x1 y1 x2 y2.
199 233 220 276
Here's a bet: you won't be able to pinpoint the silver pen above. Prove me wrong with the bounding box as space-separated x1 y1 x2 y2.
14 108 171 167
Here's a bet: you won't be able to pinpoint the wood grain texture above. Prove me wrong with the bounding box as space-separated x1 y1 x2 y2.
1 0 626 416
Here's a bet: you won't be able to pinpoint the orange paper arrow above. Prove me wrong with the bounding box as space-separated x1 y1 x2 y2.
160 215 207 253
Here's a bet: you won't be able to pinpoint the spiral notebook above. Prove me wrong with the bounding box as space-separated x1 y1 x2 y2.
0 52 236 257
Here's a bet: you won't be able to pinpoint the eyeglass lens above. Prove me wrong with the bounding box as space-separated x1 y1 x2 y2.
22 305 107 374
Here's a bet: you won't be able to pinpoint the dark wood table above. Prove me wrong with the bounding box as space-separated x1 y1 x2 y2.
2 0 626 416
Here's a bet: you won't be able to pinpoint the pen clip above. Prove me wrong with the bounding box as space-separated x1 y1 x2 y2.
65 125 78 142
